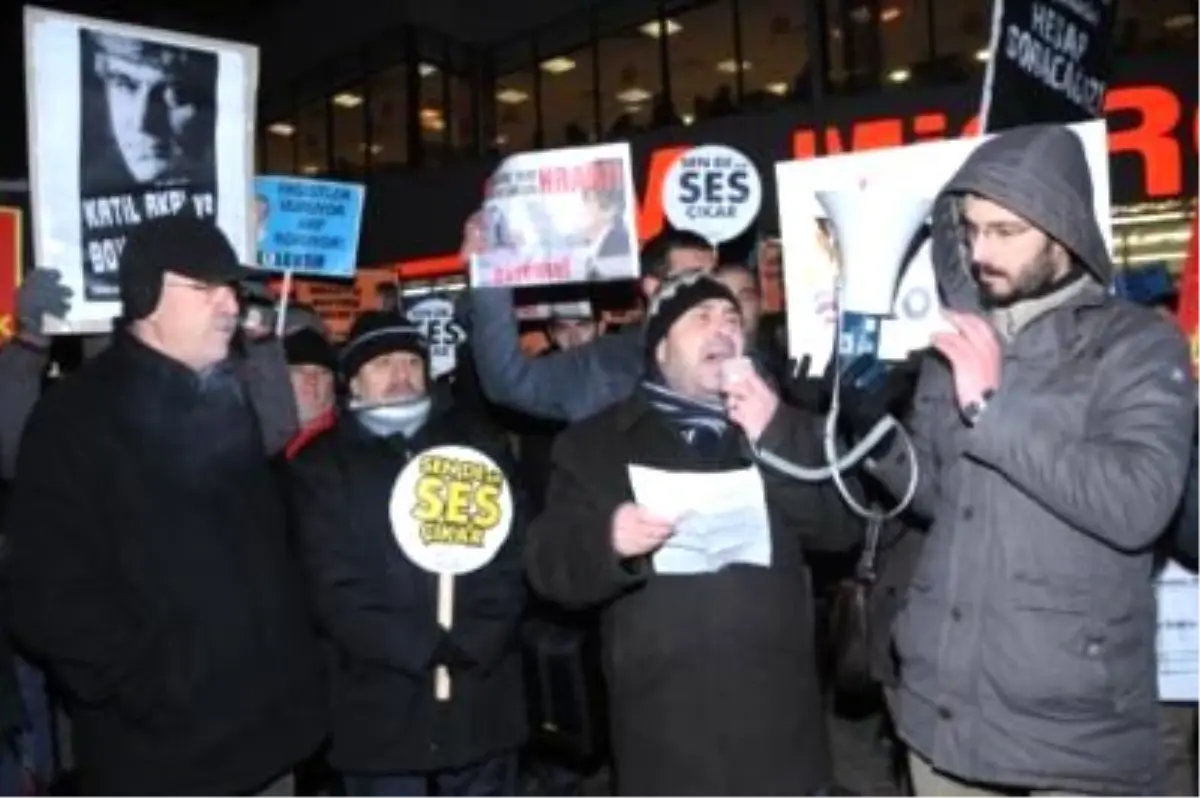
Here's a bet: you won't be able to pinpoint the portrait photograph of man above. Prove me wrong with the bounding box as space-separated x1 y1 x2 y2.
577 159 633 281
79 29 218 193
76 27 220 302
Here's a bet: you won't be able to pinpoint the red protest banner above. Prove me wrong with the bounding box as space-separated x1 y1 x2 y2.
1178 215 1198 376
0 208 21 341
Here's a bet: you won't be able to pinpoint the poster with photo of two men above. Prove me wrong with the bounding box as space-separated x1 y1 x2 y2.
23 6 259 333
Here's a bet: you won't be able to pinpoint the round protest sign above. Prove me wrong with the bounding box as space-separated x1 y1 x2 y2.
406 297 467 379
389 445 514 576
662 144 763 244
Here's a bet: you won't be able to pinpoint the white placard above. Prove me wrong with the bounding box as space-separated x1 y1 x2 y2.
406 296 466 379
389 445 514 576
627 464 772 576
775 119 1112 370
1157 560 1199 702
662 144 763 245
473 142 639 288
24 6 258 334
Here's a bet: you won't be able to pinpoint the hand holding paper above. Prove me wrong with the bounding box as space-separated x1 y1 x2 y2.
628 466 772 576
611 501 675 558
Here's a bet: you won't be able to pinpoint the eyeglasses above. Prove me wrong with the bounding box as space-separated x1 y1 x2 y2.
965 221 1036 242
162 278 228 301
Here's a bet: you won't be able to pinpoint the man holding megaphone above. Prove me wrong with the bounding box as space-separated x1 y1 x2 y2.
848 124 1197 796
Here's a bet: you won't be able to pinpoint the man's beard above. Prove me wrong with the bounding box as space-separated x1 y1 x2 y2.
974 242 1061 309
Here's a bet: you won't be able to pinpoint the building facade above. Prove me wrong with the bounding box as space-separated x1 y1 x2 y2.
253 0 1197 297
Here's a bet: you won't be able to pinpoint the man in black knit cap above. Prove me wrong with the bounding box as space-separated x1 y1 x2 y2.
527 271 859 795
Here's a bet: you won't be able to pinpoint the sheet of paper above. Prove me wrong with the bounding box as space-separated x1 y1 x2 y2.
627 465 772 576
1157 560 1199 702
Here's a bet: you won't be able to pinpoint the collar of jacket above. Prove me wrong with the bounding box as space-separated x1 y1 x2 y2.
614 388 662 433
614 387 756 465
337 390 453 446
286 407 337 460
112 328 240 401
990 271 1091 341
997 278 1112 362
615 385 729 432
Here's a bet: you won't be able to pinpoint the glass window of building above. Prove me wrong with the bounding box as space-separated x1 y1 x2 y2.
740 0 809 108
446 69 477 157
1115 0 1196 54
539 41 598 147
668 0 739 125
495 42 537 153
413 60 450 164
596 19 665 138
878 2 930 88
331 84 366 176
262 119 296 174
295 99 329 176
369 65 408 169
826 0 884 92
823 0 847 87
929 0 991 69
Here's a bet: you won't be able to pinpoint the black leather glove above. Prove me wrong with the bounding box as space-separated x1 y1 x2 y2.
833 351 924 442
432 632 476 670
782 354 832 413
16 268 72 342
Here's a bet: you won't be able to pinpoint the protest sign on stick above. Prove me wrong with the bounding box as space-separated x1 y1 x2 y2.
389 445 515 701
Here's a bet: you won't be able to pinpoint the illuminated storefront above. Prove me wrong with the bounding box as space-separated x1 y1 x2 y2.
371 58 1195 284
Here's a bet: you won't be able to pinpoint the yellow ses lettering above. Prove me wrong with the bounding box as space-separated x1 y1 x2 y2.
410 456 505 548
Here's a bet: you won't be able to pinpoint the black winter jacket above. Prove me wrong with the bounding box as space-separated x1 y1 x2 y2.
288 400 528 774
2 332 327 795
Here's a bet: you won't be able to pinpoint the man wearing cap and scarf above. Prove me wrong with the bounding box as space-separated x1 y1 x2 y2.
850 124 1196 795
289 311 527 797
2 214 327 796
526 271 860 795
280 305 339 460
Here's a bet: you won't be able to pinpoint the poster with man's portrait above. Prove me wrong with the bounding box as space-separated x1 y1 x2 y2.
472 142 639 289
24 7 258 333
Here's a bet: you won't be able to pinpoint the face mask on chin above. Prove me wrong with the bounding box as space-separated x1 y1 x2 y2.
349 393 433 439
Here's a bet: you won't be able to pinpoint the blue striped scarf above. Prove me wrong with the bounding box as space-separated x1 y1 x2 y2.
642 380 729 455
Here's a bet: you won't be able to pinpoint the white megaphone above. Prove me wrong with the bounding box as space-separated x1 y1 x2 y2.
816 189 934 317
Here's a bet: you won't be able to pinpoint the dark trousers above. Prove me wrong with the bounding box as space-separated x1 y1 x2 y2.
342 752 518 797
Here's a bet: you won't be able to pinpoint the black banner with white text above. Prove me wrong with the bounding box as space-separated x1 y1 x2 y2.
979 0 1118 132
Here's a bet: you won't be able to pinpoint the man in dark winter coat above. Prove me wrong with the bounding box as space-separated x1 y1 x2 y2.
2 215 327 795
527 272 860 795
289 311 528 797
0 267 301 480
863 124 1197 795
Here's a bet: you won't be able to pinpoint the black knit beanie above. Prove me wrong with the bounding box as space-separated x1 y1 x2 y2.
644 271 740 353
